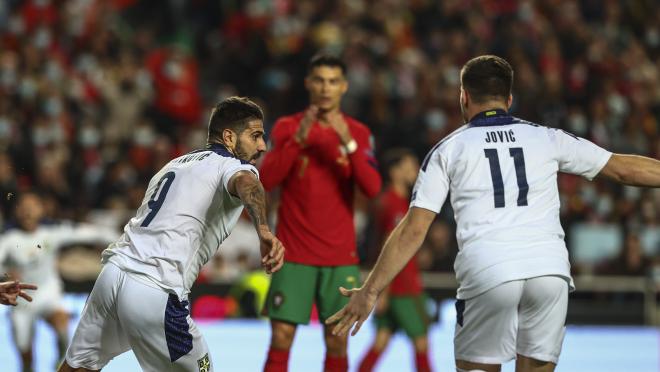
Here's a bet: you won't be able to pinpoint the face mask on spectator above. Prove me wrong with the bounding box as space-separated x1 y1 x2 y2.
0 118 12 140
134 126 156 147
79 126 101 147
164 61 183 80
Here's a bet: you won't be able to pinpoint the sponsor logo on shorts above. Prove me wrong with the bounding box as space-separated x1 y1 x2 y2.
198 353 210 372
273 291 285 308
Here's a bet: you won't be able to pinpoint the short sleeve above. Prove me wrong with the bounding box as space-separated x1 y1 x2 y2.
221 159 260 191
410 147 450 213
551 128 612 180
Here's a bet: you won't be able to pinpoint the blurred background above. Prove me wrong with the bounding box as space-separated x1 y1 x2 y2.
0 0 658 371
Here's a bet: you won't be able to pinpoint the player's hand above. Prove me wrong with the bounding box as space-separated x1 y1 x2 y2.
259 231 285 274
324 111 353 145
0 281 37 306
294 105 319 145
325 286 378 337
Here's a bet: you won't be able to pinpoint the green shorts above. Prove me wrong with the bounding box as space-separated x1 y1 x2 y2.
374 294 430 339
263 262 360 324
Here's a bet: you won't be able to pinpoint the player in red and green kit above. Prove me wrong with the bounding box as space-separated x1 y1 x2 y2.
260 54 382 372
358 148 432 372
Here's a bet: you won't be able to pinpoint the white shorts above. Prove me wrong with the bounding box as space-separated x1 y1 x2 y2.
454 276 568 365
11 283 63 351
65 263 213 372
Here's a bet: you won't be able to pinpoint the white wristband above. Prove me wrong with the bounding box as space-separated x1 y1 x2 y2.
344 139 358 154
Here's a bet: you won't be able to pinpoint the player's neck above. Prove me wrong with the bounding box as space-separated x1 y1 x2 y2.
317 107 341 125
207 141 234 155
466 101 509 122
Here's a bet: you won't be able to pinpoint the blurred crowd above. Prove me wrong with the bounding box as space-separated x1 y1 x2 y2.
0 0 658 284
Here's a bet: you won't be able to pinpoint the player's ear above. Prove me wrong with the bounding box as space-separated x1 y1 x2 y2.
460 88 469 108
222 128 237 148
507 94 513 109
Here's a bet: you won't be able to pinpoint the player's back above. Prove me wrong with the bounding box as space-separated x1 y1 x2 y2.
103 144 257 298
412 109 611 299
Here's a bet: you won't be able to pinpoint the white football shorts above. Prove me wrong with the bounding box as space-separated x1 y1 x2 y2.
454 275 568 365
65 263 213 371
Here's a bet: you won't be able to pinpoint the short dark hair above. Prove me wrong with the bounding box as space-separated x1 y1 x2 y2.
460 55 513 103
208 96 263 141
307 53 347 76
381 148 415 182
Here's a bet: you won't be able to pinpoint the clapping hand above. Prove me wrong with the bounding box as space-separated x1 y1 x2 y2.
294 105 319 145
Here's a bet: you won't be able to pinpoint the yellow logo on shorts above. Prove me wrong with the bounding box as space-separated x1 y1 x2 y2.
198 353 210 372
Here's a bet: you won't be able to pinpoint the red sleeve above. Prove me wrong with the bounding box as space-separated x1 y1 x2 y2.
259 118 302 191
349 126 382 198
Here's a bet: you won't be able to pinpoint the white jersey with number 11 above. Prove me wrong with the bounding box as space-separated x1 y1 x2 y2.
411 110 612 300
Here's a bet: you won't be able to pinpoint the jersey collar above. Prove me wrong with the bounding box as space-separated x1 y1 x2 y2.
206 143 250 164
468 109 513 127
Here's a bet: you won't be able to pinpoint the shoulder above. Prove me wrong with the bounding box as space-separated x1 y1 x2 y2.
273 113 304 130
432 124 471 153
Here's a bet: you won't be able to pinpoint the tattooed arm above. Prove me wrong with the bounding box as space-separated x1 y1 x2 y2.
228 170 285 274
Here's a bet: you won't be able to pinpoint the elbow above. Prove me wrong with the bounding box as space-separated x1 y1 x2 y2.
362 178 382 199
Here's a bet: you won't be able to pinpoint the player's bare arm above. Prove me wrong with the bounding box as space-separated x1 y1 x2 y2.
228 170 285 274
598 153 660 187
0 280 37 306
326 207 436 337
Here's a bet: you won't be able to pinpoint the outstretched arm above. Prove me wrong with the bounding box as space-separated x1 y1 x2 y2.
325 207 436 336
228 171 285 274
598 154 660 187
0 281 37 306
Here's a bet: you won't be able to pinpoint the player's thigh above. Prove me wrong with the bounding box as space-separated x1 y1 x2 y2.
517 276 568 364
454 281 524 365
316 265 360 322
389 295 430 339
264 262 319 325
10 307 36 352
373 309 396 334
117 275 212 372
65 263 131 370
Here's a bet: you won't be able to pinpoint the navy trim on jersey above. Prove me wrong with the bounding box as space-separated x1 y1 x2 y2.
206 143 251 165
467 109 515 127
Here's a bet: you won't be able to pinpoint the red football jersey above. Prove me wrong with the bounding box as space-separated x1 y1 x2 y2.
377 187 423 296
260 111 381 266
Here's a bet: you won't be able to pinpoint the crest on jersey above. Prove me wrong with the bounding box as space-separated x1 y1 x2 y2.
273 291 285 308
197 353 210 372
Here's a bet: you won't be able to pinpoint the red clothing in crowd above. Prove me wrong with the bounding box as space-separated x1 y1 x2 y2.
377 187 423 296
260 112 381 266
146 49 202 125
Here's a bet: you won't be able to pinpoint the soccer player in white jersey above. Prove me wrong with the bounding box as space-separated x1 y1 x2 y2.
59 96 285 372
0 191 118 372
327 55 660 372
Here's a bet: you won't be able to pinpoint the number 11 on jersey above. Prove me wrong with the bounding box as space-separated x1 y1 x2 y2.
484 148 529 208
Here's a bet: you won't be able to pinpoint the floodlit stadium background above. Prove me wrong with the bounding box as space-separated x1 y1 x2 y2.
0 1 659 371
